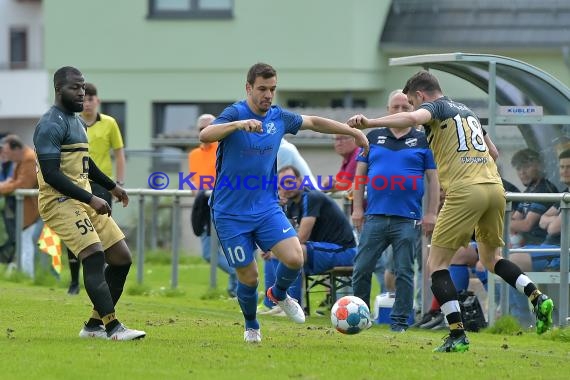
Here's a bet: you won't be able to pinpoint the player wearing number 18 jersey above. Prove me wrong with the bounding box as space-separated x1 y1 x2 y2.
34 66 145 341
347 70 553 352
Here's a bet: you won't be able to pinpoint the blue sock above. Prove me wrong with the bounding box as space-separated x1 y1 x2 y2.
448 264 470 292
237 281 259 330
287 273 302 303
271 263 300 301
474 268 488 291
263 258 278 308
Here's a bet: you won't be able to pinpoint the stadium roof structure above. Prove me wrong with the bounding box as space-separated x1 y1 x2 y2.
390 52 570 153
390 52 570 326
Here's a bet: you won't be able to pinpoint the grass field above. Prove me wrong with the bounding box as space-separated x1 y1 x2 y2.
1 253 569 380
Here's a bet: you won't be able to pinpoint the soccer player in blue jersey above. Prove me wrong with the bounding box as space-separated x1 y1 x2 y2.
351 89 439 332
199 63 369 343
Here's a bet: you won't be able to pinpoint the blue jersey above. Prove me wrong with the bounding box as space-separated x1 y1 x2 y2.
357 128 436 219
210 100 303 215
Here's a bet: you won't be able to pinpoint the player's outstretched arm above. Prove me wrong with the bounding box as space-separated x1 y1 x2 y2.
199 119 262 142
347 109 431 130
300 115 369 155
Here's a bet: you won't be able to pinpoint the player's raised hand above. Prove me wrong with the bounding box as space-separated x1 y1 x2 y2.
89 195 112 216
347 114 369 129
352 129 370 156
111 184 129 207
238 119 262 133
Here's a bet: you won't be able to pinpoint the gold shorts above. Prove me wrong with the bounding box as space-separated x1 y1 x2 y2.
39 197 125 255
432 183 505 250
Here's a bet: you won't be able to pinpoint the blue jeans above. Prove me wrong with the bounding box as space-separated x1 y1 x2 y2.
200 232 237 294
352 215 420 330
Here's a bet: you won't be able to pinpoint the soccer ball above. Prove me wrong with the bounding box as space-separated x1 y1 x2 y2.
330 295 371 334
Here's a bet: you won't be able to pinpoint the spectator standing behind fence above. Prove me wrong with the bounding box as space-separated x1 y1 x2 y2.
321 134 359 191
350 90 439 332
65 82 126 295
0 135 42 278
189 113 237 298
509 148 558 248
278 165 357 311
34 66 145 340
0 146 15 265
508 149 568 326
348 70 553 352
374 90 428 306
199 62 369 343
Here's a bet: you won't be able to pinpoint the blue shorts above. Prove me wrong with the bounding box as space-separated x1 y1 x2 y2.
213 207 296 268
304 241 356 275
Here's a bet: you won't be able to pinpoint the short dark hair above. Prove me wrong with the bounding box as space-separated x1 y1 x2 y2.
2 134 24 150
511 148 542 168
559 149 570 160
247 63 276 85
84 83 98 96
278 165 301 178
403 70 442 95
53 66 82 89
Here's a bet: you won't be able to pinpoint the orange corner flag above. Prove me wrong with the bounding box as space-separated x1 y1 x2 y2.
38 225 62 274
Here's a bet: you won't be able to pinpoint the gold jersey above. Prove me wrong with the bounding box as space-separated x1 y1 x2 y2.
421 97 502 191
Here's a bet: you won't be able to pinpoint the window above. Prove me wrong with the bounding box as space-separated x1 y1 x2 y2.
101 102 127 145
287 99 308 108
330 98 367 108
152 102 229 171
9 27 27 69
148 0 233 19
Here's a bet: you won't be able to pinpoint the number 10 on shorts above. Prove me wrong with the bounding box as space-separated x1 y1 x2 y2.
226 245 246 265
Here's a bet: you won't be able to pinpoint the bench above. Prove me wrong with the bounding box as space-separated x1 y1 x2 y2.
304 266 353 315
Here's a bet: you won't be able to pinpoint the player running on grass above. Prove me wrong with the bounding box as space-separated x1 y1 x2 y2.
200 62 369 343
34 66 145 341
348 70 553 352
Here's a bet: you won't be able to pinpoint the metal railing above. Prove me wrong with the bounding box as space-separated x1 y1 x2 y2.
14 189 568 326
13 189 351 290
489 192 570 327
13 189 204 289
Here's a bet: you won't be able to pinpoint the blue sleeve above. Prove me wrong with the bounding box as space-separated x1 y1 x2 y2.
424 149 437 170
34 121 65 160
356 148 368 163
357 131 376 163
281 109 303 135
213 105 239 124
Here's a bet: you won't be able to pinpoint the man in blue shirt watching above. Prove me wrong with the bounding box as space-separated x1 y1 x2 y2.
199 63 369 343
351 90 439 332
